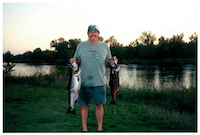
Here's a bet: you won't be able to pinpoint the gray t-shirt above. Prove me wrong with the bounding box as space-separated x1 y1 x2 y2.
74 40 112 86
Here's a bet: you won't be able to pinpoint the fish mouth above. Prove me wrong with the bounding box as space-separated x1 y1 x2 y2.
68 63 78 71
72 63 78 71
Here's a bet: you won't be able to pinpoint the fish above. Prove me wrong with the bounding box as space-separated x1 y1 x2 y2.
66 62 81 115
108 59 120 105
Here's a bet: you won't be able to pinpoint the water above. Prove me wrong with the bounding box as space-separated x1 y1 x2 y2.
11 63 56 76
10 63 196 90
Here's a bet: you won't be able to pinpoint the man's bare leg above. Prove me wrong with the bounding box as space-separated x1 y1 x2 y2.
80 105 89 132
95 104 104 131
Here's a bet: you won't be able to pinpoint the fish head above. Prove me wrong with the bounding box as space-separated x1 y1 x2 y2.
108 62 117 68
67 62 78 72
108 60 120 73
71 62 78 71
108 59 118 68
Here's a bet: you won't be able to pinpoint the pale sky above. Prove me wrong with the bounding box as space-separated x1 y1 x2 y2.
2 0 199 55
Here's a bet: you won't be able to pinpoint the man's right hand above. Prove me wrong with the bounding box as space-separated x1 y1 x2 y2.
70 58 81 64
70 58 76 64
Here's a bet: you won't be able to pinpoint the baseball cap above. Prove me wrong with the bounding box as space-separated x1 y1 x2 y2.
87 25 100 33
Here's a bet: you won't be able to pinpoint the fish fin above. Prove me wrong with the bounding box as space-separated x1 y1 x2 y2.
66 86 70 92
75 68 81 76
66 107 76 116
67 63 73 70
112 69 114 74
108 99 117 105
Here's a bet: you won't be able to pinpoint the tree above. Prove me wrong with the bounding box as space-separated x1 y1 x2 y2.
33 48 42 54
50 38 68 64
3 51 14 62
68 38 82 51
129 39 142 47
189 32 197 43
3 51 16 76
158 36 170 45
156 36 170 58
58 37 65 43
98 36 104 41
105 36 123 47
42 50 55 63
169 33 187 58
170 33 184 43
33 48 43 61
23 51 33 61
50 38 68 55
50 38 82 65
138 31 157 46
138 31 157 58
188 33 197 58
50 39 57 49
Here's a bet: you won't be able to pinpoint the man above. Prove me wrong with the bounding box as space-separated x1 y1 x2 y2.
69 25 117 132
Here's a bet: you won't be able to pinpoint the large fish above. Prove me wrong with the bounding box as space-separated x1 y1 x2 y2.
66 62 81 115
108 59 120 105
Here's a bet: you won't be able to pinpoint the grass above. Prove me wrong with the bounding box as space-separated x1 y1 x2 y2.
4 81 196 132
118 87 196 113
3 67 197 132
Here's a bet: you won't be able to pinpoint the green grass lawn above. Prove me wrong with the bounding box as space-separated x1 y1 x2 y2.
4 83 196 132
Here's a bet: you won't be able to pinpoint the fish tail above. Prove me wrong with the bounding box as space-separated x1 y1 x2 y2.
108 99 117 105
66 107 76 116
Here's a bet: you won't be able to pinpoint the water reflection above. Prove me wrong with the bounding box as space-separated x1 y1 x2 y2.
11 63 56 76
153 69 160 89
106 64 196 90
11 63 196 90
183 70 191 89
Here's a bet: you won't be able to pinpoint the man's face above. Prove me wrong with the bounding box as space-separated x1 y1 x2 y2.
88 31 99 42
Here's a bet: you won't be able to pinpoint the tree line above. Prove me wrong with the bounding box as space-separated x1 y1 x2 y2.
3 31 197 65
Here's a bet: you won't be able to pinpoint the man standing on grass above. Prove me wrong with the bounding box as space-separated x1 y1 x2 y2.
69 25 118 132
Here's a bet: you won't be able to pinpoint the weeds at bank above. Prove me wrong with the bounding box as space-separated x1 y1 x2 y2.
3 72 196 132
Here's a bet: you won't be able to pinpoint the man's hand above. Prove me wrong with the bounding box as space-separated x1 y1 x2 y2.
105 56 118 65
70 58 76 64
69 58 81 64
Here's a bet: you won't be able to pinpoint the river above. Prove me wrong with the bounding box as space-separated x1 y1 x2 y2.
11 63 196 90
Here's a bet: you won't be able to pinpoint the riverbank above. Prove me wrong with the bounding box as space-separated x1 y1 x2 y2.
4 76 196 132
13 58 196 66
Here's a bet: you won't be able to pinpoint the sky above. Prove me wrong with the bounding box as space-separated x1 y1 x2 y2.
2 0 199 55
